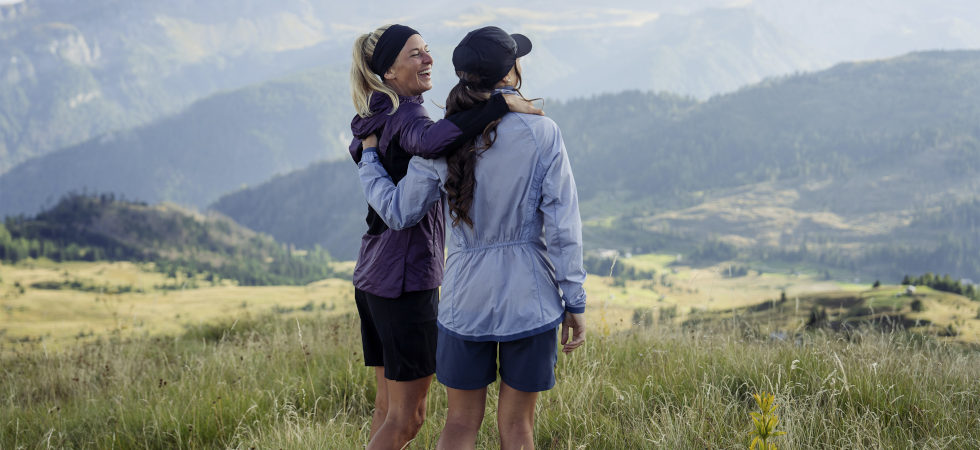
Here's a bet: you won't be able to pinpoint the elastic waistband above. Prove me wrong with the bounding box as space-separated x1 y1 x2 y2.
456 239 535 253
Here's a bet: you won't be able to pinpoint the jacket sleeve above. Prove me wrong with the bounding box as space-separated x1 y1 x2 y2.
397 94 508 159
357 148 445 230
538 121 587 313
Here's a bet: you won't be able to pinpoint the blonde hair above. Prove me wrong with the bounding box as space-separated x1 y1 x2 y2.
350 25 401 117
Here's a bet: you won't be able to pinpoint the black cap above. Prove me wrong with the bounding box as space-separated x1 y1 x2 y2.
452 26 532 89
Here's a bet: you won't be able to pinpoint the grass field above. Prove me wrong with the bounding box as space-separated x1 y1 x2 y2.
0 260 356 347
3 257 978 347
3 312 979 449
2 257 979 448
0 257 831 346
578 254 979 343
0 255 980 449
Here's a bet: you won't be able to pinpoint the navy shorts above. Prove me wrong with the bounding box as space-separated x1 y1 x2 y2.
354 288 438 381
436 327 558 392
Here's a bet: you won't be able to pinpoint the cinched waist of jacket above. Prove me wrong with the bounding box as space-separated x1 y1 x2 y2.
450 239 538 254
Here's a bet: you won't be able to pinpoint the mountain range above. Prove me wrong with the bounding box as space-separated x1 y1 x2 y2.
5 0 979 174
0 0 353 172
0 67 352 215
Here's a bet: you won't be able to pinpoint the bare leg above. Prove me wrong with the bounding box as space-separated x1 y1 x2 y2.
497 382 538 450
437 386 488 450
367 375 433 450
369 367 388 441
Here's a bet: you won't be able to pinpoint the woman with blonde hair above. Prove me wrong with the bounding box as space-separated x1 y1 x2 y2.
358 26 586 449
348 24 541 450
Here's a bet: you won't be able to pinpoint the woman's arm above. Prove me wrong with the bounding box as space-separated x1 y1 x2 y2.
358 146 445 230
396 95 506 159
538 121 587 314
398 94 542 159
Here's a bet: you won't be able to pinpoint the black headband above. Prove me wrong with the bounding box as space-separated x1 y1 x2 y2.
370 24 419 77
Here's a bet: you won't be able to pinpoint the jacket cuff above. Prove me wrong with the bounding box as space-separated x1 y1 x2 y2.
357 147 379 168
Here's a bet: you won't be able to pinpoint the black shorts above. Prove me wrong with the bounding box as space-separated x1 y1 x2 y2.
354 288 438 381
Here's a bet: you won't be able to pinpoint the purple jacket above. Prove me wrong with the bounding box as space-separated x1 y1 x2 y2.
349 91 507 298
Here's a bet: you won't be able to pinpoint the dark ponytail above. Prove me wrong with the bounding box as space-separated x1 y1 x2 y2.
445 73 500 227
445 67 529 227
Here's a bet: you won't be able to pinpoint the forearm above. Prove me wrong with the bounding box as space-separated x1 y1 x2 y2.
357 148 441 230
401 94 508 158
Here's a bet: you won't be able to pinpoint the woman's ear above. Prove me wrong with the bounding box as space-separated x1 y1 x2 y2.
384 69 396 81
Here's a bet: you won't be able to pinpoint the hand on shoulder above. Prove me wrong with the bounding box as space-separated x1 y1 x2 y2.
503 94 544 116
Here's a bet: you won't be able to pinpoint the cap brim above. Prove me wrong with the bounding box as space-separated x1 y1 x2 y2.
511 33 532 58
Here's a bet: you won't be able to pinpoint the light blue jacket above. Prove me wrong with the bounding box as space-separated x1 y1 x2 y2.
358 93 586 341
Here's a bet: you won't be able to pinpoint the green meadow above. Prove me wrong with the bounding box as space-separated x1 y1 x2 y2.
4 312 980 448
2 257 980 448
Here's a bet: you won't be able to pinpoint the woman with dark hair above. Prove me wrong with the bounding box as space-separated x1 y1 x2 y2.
348 24 541 449
357 26 586 449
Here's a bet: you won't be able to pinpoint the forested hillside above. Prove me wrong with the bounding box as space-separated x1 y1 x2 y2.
854 198 980 280
551 50 980 208
210 159 365 261
0 68 351 216
0 193 335 285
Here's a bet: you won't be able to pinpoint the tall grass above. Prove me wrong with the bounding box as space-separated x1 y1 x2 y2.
2 313 979 449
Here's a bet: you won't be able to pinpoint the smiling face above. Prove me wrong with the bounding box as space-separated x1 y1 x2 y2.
383 34 433 97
